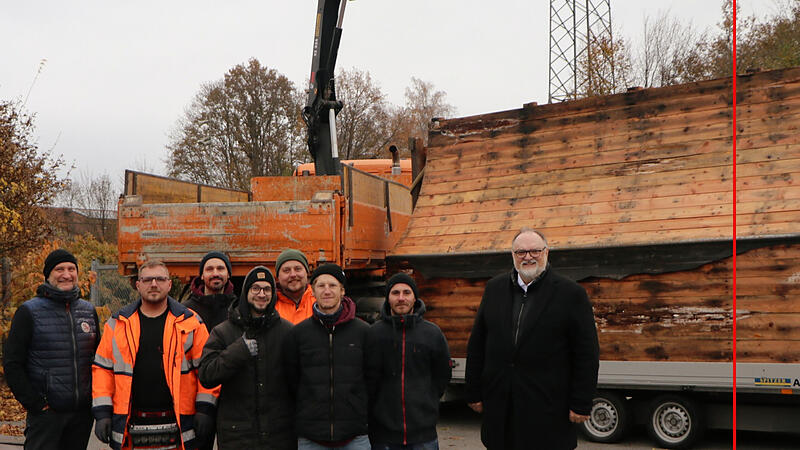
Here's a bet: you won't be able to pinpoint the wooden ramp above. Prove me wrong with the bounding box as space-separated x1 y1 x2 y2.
389 67 800 361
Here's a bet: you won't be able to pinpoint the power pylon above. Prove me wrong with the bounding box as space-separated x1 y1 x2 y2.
548 0 613 103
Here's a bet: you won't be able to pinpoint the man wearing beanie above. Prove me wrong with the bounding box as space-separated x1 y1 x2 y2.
182 251 237 332
283 263 370 449
3 249 99 449
365 273 451 450
199 266 295 449
274 249 316 324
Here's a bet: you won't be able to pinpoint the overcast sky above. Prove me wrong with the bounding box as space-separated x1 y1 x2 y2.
2 0 762 184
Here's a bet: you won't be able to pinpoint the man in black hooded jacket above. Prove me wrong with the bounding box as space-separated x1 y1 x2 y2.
365 273 451 450
198 266 295 449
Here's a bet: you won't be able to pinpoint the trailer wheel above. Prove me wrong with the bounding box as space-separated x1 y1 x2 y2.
647 394 703 449
580 391 629 443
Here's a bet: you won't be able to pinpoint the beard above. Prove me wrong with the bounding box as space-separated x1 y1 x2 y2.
249 302 268 316
516 261 545 281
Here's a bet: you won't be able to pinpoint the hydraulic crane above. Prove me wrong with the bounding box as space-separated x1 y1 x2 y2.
302 0 348 176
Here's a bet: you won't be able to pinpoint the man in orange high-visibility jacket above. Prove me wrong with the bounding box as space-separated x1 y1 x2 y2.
274 249 316 324
92 260 219 450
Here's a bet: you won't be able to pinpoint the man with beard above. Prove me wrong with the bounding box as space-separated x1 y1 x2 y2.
92 260 218 450
283 263 370 450
3 249 99 449
182 251 237 332
273 249 316 324
465 228 599 450
199 266 295 449
365 273 451 450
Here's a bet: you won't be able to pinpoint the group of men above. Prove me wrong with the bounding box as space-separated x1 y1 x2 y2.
3 228 600 450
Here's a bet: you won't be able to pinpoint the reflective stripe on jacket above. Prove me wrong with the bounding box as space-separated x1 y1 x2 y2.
91 297 219 450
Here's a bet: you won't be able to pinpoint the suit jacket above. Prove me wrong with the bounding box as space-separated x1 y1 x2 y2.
465 268 599 450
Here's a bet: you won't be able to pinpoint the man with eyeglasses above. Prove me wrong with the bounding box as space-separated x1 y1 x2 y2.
199 266 295 449
92 260 219 450
465 228 599 450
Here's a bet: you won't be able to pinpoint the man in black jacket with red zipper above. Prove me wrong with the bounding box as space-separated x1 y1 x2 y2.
365 273 451 450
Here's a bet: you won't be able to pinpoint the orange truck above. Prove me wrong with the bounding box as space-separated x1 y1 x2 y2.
118 159 413 314
118 67 800 448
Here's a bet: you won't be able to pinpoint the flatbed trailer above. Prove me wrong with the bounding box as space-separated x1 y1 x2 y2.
386 67 800 448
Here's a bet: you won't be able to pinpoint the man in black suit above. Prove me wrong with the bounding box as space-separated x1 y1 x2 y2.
465 228 599 450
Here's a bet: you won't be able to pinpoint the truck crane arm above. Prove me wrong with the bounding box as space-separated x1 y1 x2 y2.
302 0 348 176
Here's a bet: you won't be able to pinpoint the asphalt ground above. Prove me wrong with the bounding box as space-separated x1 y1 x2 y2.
3 403 800 449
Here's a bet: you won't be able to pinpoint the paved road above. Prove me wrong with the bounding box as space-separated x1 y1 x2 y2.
2 403 799 449
436 401 800 450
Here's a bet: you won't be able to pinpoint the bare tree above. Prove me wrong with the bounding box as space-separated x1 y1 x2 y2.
334 68 397 160
396 77 456 147
635 11 704 87
55 171 120 241
166 59 306 190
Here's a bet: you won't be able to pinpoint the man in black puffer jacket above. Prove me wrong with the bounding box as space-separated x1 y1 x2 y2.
198 266 295 449
283 263 370 450
3 249 99 450
365 273 451 450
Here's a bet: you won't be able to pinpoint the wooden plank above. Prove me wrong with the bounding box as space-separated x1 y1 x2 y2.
736 340 800 363
737 314 800 340
423 146 790 199
415 158 799 210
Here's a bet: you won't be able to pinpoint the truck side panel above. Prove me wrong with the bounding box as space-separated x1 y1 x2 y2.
341 166 413 269
124 170 249 203
118 198 339 278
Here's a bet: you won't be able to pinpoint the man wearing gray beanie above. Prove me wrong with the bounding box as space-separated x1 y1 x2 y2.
3 249 99 450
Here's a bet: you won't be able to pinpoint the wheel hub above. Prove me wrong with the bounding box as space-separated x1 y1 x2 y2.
654 403 690 441
589 400 618 434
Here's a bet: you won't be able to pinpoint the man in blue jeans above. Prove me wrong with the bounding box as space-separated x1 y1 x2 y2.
283 263 371 450
365 273 451 450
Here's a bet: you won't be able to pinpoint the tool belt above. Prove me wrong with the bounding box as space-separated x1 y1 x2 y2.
129 409 180 450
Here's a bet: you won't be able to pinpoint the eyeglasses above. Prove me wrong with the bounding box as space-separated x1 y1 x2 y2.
249 285 271 295
139 276 170 284
513 248 547 258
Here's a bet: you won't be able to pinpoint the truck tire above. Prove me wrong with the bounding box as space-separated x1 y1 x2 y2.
580 391 630 443
647 394 704 449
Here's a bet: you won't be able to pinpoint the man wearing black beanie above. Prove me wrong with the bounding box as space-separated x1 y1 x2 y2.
200 266 295 449
365 273 451 449
3 249 99 450
182 251 237 333
283 263 371 449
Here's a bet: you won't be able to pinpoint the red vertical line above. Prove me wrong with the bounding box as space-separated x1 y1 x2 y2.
732 0 738 449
